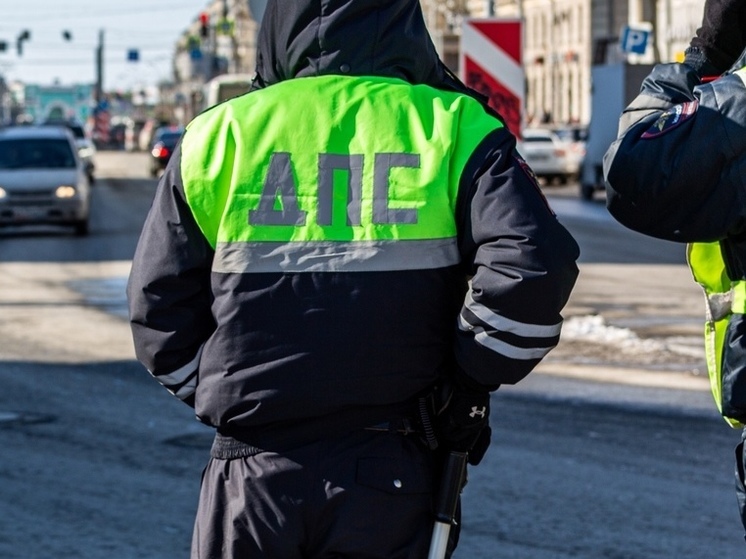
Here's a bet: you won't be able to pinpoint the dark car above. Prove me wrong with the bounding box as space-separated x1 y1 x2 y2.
149 126 184 177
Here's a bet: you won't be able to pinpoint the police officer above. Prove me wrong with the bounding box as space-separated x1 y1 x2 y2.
127 1 579 557
604 0 746 537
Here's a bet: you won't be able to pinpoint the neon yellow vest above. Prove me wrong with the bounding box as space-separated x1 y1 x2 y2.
180 75 502 273
688 242 746 427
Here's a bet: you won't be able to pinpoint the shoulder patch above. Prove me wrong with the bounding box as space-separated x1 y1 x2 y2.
516 154 540 185
514 155 555 216
641 100 698 139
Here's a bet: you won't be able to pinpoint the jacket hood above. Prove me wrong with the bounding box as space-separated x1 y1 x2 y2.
253 0 448 87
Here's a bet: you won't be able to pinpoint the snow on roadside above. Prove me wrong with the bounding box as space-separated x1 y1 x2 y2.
561 315 702 358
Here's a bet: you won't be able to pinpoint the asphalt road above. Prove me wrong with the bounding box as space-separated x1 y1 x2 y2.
0 152 743 558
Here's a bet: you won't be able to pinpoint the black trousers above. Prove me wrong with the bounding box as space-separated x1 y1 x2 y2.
736 427 746 537
191 429 447 559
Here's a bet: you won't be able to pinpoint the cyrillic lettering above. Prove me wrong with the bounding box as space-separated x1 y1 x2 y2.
249 152 307 226
318 154 364 226
373 153 420 224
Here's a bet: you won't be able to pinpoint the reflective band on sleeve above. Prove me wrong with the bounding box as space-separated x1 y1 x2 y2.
461 290 562 338
458 315 556 360
213 238 460 273
734 68 746 88
154 345 203 387
173 375 198 401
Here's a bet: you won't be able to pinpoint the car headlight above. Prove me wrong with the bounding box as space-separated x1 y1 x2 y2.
0 186 6 199
55 185 77 198
78 147 94 158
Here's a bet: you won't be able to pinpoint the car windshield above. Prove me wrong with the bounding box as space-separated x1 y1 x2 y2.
0 139 77 169
157 131 183 146
69 125 86 139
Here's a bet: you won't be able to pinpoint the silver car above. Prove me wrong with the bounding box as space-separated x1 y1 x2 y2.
0 125 91 236
43 120 96 183
518 127 579 185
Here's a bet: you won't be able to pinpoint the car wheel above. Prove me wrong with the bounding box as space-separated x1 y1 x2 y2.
73 219 89 236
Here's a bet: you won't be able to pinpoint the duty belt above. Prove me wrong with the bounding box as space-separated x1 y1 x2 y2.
364 417 420 435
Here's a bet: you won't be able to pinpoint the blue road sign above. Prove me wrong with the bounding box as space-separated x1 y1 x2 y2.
621 26 650 55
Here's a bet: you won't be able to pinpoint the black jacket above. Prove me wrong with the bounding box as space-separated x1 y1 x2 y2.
604 60 746 423
605 62 746 243
127 0 579 448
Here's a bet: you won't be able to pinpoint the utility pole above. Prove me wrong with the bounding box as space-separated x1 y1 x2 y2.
95 29 104 104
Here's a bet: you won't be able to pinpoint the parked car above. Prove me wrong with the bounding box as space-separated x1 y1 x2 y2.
43 119 96 184
0 125 91 235
519 127 579 184
149 126 185 177
550 125 587 172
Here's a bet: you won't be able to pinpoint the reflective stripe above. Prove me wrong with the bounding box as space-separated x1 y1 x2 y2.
213 238 460 273
174 375 198 401
733 281 746 314
705 290 733 321
459 315 555 360
154 345 203 387
735 68 746 88
461 290 562 338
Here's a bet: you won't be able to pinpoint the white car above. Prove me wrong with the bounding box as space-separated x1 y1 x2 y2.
551 125 587 172
518 128 579 184
0 125 91 236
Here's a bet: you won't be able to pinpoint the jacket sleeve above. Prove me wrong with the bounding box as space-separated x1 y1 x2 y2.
454 129 580 388
604 62 746 242
126 143 216 406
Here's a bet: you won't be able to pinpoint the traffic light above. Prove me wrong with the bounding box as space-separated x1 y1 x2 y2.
199 12 210 38
16 29 30 56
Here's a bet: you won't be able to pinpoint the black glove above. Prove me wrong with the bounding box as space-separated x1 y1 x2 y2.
438 375 494 466
686 0 746 76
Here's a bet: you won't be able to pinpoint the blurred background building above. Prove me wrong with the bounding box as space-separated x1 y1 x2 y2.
421 0 704 127
0 0 707 137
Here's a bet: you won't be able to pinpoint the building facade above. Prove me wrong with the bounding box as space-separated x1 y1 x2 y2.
173 0 261 121
174 0 705 129
422 0 705 128
23 84 95 124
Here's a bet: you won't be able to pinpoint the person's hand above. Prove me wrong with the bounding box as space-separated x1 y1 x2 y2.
438 377 493 466
687 0 746 75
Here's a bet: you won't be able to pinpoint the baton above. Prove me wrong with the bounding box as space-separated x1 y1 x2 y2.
427 450 468 559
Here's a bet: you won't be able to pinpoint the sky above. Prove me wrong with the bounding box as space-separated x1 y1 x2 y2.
0 0 213 91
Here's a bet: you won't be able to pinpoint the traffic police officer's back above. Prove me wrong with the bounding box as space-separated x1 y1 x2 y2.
127 1 580 557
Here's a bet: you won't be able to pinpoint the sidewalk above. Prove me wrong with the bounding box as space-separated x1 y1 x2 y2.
536 261 709 391
0 260 711 393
